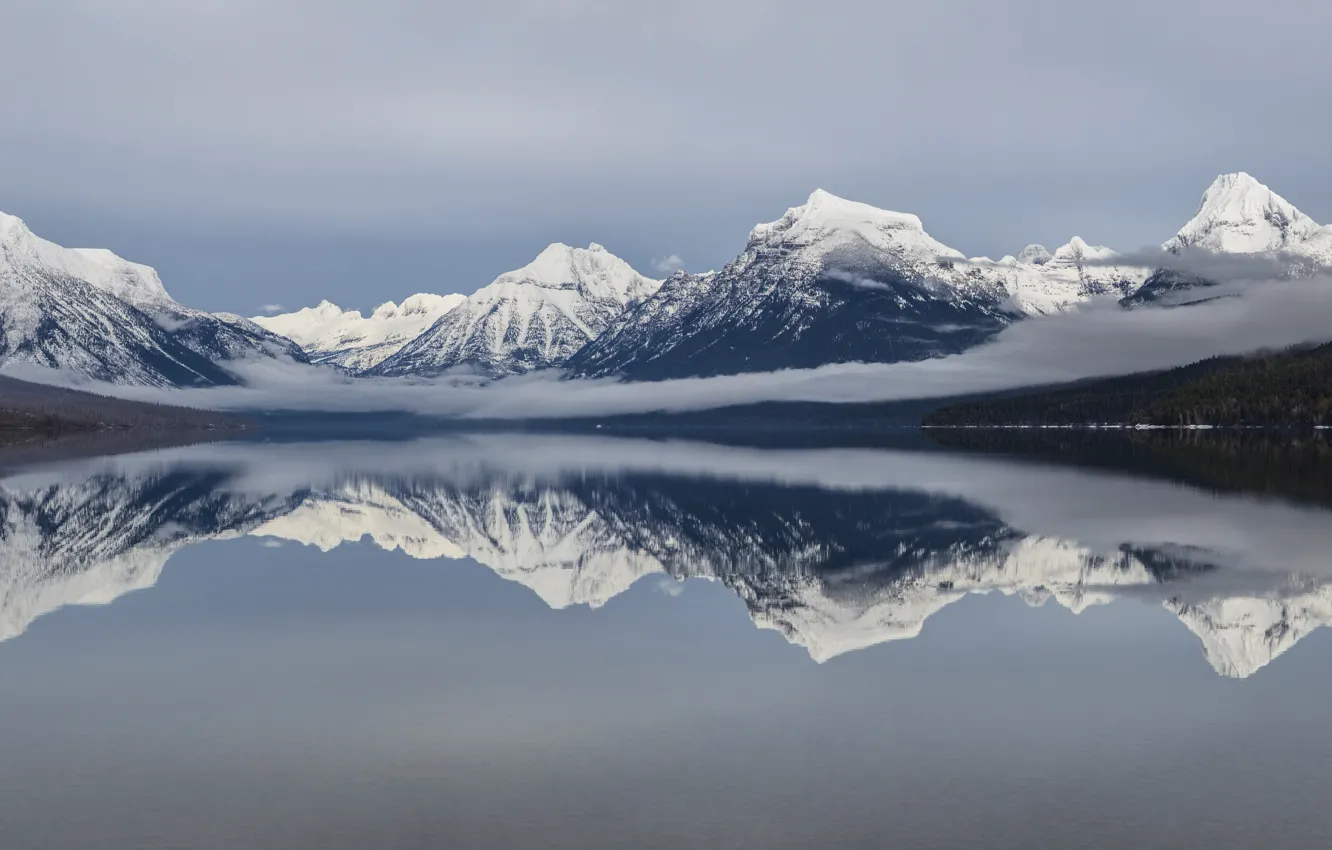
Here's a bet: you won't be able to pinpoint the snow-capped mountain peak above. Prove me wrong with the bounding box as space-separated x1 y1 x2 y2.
565 189 1022 380
482 242 659 303
748 188 962 266
1164 171 1325 255
1 211 170 306
369 243 661 378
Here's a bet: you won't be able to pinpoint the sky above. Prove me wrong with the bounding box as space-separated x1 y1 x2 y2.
3 0 1332 316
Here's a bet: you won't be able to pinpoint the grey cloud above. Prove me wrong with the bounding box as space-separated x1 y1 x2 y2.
653 255 686 274
824 269 894 291
1077 246 1320 283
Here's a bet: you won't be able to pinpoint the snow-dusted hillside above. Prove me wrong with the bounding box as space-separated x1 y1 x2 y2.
0 212 306 386
369 243 660 378
252 293 466 370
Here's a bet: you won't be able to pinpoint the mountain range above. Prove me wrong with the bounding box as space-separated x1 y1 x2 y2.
1 172 1327 389
238 172 1332 382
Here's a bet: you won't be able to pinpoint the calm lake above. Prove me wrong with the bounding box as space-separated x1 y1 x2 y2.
1 431 1329 849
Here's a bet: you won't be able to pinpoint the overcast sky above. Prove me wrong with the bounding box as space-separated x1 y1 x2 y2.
3 0 1330 315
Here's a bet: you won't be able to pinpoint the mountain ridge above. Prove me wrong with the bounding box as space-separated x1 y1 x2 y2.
252 293 467 370
0 211 308 387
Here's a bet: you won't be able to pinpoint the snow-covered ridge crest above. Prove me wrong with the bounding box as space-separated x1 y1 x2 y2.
1 210 170 306
743 190 1145 316
748 188 964 268
252 293 466 370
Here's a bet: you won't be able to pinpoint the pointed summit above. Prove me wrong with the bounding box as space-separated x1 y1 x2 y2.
492 242 658 302
1165 172 1323 254
369 243 660 378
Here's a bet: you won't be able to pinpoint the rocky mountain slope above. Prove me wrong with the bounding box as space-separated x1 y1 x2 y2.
369 243 660 378
566 190 1021 381
0 212 306 386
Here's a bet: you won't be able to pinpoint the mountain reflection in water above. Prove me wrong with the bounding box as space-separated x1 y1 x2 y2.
3 434 1331 679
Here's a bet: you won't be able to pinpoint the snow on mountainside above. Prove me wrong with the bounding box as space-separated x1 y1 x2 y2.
979 237 1151 315
0 212 307 386
566 189 1017 380
1128 172 1332 306
368 243 660 378
252 293 466 370
1164 172 1332 260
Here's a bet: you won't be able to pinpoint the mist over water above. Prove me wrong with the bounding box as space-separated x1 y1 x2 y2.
0 432 1330 848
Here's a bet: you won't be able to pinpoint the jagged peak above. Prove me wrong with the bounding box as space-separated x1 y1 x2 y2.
485 241 657 300
1050 236 1118 264
1165 171 1323 254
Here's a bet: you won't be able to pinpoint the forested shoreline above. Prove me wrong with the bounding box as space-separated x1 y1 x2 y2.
0 376 248 435
924 343 1332 427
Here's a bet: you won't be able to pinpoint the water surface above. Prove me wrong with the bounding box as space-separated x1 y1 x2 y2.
1 433 1329 849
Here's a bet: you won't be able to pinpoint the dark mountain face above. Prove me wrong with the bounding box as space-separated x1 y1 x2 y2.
0 270 248 387
0 214 308 388
1119 268 1224 308
0 273 309 387
567 265 1012 382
